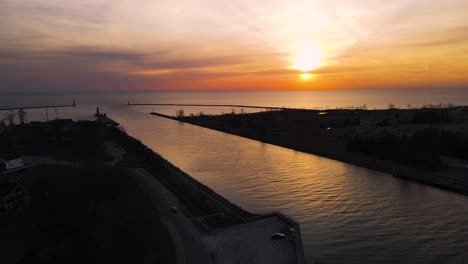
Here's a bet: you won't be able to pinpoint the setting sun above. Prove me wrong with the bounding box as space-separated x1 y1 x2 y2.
300 73 313 80
290 47 323 72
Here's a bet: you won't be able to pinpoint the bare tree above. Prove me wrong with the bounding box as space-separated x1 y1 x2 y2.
18 109 27 124
176 109 185 118
5 110 16 126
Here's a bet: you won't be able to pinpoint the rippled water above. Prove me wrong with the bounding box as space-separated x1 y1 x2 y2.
2 91 468 263
108 105 468 264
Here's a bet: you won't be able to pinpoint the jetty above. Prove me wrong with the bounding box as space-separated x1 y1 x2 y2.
95 107 119 126
0 101 76 111
128 102 298 110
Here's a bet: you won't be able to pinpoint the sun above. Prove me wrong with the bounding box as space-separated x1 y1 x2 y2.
300 73 313 80
290 47 323 72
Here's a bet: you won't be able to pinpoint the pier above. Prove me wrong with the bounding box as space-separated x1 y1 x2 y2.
0 101 76 111
95 107 119 126
128 102 299 110
0 100 76 111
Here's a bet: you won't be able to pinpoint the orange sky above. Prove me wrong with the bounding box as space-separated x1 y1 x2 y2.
1 0 468 91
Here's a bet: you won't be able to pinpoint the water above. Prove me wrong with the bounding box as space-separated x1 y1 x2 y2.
2 88 468 109
1 90 468 263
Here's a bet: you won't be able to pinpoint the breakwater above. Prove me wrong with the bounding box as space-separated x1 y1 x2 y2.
128 102 297 110
0 101 76 111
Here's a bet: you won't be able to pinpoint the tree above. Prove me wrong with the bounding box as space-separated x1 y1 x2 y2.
175 109 185 118
18 109 27 125
388 103 395 109
5 110 15 126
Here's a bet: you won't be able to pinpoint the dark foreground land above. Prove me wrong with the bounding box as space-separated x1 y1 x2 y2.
0 118 304 264
154 106 468 194
1 166 175 264
0 120 175 264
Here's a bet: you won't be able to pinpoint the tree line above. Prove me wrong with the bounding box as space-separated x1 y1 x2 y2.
0 109 28 126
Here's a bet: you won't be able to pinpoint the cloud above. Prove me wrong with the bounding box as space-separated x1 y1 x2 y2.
251 65 365 76
407 26 468 47
0 45 285 91
1 0 468 91
0 46 227 69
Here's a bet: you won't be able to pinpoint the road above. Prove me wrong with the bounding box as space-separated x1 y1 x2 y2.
129 168 213 264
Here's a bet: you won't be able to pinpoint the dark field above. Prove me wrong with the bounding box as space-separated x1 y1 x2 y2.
0 121 176 264
0 165 175 264
0 119 110 162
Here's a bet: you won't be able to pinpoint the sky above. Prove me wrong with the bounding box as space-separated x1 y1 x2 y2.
1 0 468 91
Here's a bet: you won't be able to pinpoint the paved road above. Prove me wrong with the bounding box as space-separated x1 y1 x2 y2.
129 168 212 264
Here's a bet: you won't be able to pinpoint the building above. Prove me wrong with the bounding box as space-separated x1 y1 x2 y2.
0 181 25 214
0 157 24 171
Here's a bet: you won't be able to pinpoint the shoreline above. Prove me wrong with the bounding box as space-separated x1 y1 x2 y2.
150 112 468 195
107 121 306 263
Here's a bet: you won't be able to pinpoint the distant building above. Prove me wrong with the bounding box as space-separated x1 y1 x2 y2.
0 157 25 171
0 181 25 214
